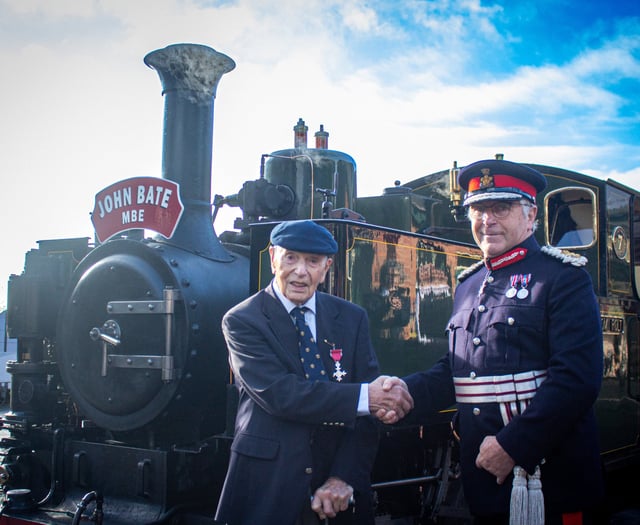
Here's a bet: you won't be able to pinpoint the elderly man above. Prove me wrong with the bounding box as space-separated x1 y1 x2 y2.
215 220 413 525
383 160 604 525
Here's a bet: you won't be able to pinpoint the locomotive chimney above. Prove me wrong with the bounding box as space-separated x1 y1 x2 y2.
144 43 235 259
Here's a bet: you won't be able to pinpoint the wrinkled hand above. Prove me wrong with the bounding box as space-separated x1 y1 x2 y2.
311 476 353 520
475 435 515 484
368 375 413 424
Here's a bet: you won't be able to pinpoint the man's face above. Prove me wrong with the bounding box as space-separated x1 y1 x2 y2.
269 246 333 305
468 200 537 258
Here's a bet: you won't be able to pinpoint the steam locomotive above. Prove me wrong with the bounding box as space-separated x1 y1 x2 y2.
2 43 639 525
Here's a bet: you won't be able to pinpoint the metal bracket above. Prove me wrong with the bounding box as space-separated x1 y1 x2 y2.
91 288 181 382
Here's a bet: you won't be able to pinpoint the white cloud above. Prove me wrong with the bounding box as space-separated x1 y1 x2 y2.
340 2 380 33
600 166 640 190
1 0 98 17
0 0 638 310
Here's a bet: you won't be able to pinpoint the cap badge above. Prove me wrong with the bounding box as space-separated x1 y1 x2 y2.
479 168 494 189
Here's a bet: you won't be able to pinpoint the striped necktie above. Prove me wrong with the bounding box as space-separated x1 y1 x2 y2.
291 306 327 381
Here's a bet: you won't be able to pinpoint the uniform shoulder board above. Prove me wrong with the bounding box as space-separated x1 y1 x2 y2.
541 245 588 267
457 260 484 282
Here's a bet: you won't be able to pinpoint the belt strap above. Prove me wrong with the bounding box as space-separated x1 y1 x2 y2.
454 370 547 404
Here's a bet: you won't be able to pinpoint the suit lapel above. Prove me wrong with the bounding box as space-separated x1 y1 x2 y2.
262 285 304 372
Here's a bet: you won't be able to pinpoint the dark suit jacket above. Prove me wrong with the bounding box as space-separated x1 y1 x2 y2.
215 284 380 525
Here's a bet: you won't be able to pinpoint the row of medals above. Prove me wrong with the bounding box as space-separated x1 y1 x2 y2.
506 273 531 299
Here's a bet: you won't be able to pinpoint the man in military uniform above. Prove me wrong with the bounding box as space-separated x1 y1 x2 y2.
383 159 604 524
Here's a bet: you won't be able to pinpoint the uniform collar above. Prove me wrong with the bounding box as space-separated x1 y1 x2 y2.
484 235 539 271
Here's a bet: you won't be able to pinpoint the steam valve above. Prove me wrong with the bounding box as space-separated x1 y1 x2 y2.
448 160 467 222
315 125 329 149
294 118 308 149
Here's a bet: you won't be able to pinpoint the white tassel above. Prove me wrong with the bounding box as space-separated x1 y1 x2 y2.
527 466 544 525
509 466 528 525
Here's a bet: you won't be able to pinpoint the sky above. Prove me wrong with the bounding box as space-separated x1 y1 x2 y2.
1 0 639 309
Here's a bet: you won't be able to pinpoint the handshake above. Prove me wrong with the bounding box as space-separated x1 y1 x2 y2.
368 376 414 424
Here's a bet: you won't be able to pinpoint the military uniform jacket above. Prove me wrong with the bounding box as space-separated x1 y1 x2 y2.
404 235 604 516
215 284 380 525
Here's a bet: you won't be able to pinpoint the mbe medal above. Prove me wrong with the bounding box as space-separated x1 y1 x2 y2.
506 275 519 298
325 340 347 382
333 361 347 382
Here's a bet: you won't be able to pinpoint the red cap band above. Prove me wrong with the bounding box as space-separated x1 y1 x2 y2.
468 174 537 198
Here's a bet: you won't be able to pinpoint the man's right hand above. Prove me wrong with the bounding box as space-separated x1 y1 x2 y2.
368 375 413 424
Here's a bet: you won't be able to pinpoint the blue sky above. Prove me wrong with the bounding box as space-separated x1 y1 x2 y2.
1 0 639 308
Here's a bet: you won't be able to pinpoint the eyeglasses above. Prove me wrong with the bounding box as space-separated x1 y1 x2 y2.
468 201 521 219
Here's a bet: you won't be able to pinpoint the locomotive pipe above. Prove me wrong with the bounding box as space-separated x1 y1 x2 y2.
72 491 103 525
144 44 235 260
371 472 440 489
36 428 64 507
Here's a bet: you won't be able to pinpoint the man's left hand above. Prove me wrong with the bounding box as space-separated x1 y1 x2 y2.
475 435 515 484
311 476 354 520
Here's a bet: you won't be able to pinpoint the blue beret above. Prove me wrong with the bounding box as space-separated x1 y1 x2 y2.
458 159 547 206
270 220 338 255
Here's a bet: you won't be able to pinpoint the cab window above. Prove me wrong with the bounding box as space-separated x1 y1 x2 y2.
545 187 597 248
